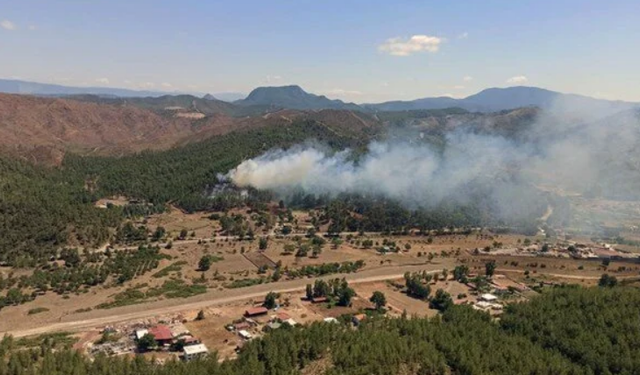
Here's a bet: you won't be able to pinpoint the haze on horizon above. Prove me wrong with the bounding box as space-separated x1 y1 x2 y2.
1 0 639 103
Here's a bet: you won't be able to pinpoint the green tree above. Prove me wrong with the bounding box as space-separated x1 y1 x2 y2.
337 286 355 307
196 310 205 320
598 273 618 287
485 260 496 278
259 237 268 250
179 229 188 240
152 226 166 242
370 291 387 310
198 255 212 271
264 291 279 309
429 289 453 311
305 284 313 300
453 265 470 283
137 333 156 352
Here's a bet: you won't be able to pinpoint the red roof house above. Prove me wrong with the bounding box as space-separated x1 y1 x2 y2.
245 306 269 317
148 325 173 344
276 312 291 321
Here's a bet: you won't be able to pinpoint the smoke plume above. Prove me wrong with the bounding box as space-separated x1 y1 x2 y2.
227 101 640 226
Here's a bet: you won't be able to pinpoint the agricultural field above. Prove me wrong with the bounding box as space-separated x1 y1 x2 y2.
3 204 640 345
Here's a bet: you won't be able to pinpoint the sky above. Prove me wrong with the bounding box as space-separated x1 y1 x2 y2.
1 0 639 103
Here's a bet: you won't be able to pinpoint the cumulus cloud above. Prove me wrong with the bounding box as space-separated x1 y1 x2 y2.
95 77 110 85
458 32 469 39
161 82 173 88
463 76 473 82
506 75 528 84
1 20 16 30
266 75 283 84
378 35 443 56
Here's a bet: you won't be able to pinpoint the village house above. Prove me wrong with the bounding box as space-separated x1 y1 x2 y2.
244 306 268 317
183 344 208 361
148 325 174 346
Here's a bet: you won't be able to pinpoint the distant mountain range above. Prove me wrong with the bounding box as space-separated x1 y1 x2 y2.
0 79 244 102
367 86 637 115
0 78 637 114
234 85 361 111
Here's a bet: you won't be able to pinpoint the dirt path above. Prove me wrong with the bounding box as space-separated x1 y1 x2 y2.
497 268 639 280
3 262 454 338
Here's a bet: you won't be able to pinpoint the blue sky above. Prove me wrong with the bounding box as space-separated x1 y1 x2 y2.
1 0 639 102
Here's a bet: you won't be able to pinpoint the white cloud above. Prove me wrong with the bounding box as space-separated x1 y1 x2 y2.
458 32 469 39
266 75 283 84
1 20 16 31
506 75 528 84
139 82 156 89
161 82 173 88
463 76 473 82
453 85 465 90
378 35 443 56
95 77 110 85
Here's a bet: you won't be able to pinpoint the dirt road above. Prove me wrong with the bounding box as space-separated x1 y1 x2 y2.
3 262 453 338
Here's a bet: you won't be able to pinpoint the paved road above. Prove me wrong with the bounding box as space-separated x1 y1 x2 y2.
4 262 451 338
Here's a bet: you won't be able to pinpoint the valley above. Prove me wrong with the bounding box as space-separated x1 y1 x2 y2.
0 84 639 375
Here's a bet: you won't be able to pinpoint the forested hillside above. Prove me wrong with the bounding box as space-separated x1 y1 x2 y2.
0 157 121 265
0 120 368 264
0 113 556 264
2 286 639 374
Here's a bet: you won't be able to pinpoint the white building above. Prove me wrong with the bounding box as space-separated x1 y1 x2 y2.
238 330 252 340
480 293 498 302
183 344 208 361
135 329 149 340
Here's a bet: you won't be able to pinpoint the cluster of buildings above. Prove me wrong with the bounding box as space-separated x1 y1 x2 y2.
133 324 209 361
225 306 299 343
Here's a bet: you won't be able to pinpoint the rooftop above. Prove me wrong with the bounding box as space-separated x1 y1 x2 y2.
183 344 208 355
245 306 269 316
276 312 291 321
480 293 498 302
148 325 173 341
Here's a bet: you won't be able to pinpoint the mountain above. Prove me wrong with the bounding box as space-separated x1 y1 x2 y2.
235 85 362 111
61 94 239 117
208 92 246 102
368 86 638 115
0 93 382 164
0 93 239 161
0 79 185 98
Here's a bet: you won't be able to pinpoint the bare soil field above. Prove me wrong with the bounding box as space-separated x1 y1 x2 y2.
146 208 219 239
243 252 277 269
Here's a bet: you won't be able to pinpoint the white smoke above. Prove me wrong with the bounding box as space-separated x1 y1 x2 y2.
227 100 640 224
229 132 529 209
